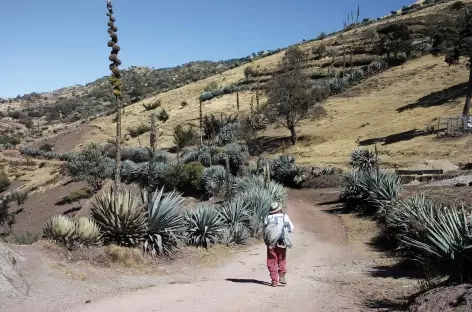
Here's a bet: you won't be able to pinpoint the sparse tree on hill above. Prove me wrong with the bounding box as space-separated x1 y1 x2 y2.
265 53 327 145
375 23 413 61
432 10 472 116
106 0 123 199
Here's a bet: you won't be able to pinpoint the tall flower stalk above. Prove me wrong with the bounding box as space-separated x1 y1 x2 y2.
106 0 123 198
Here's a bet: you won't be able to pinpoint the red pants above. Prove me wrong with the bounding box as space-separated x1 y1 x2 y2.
267 246 287 283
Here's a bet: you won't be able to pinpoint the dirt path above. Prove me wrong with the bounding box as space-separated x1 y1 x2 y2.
63 192 365 312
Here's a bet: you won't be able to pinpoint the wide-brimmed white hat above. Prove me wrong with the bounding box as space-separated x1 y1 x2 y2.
269 201 281 212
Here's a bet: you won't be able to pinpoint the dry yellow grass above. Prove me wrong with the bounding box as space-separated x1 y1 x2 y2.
87 53 472 168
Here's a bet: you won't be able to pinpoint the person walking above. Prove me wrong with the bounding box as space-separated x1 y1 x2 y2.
263 201 294 287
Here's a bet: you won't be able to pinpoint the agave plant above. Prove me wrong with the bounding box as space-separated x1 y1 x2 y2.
202 165 226 197
340 170 367 211
184 204 225 248
270 155 306 187
329 77 348 95
75 217 101 245
213 143 250 175
217 196 250 226
401 204 472 282
43 215 77 248
349 148 377 172
140 187 185 257
215 122 242 146
90 187 147 247
221 222 251 246
358 170 403 218
232 176 287 237
386 195 440 243
344 68 364 85
232 175 287 208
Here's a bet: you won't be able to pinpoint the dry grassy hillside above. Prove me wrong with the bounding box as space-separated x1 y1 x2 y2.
60 0 470 169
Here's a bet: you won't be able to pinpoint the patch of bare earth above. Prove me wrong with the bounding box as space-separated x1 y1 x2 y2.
0 188 424 312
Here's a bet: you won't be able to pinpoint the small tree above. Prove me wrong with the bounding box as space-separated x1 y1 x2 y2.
375 23 413 61
431 10 472 116
265 68 327 144
244 66 255 79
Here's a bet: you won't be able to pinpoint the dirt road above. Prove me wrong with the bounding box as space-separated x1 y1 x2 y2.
65 193 364 312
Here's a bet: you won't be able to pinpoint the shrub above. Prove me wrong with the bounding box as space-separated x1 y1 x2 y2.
67 143 114 191
157 108 169 123
173 124 197 151
0 171 10 192
181 101 188 108
204 81 219 92
141 187 185 257
0 135 20 146
127 124 151 138
349 148 377 171
181 146 219 167
184 203 225 248
142 100 161 111
39 143 54 152
90 187 147 247
183 162 204 192
7 231 39 245
358 171 403 218
199 91 213 102
244 66 255 79
203 113 238 140
56 188 92 205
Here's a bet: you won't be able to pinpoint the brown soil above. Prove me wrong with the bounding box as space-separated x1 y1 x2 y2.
2 188 421 312
408 284 472 312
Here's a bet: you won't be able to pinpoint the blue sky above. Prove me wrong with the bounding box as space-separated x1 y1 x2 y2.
0 0 412 98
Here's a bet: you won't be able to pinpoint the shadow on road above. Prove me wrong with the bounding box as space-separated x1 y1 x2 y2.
225 278 271 286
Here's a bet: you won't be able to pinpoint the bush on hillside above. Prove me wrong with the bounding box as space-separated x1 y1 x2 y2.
203 113 238 140
0 135 21 146
157 109 169 123
127 124 151 138
0 171 10 193
142 100 161 111
173 124 197 152
67 143 114 191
